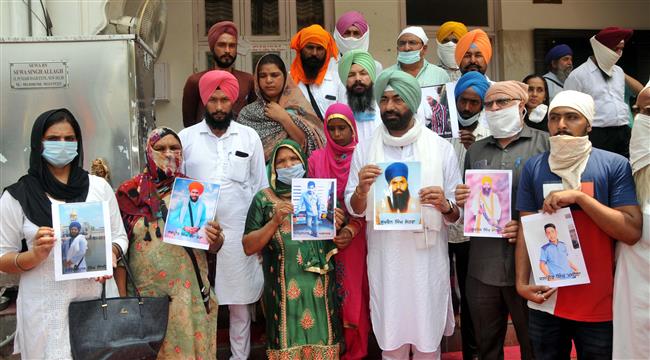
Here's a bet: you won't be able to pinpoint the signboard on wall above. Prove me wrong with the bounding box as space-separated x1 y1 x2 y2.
10 61 69 89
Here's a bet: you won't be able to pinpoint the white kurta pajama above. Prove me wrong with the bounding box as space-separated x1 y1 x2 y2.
179 120 268 359
0 175 128 359
345 119 460 355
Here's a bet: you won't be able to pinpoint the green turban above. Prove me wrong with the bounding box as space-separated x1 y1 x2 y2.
373 69 421 113
338 49 377 84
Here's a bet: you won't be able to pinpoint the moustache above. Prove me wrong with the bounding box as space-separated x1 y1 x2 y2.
556 130 573 136
382 110 401 118
210 111 228 119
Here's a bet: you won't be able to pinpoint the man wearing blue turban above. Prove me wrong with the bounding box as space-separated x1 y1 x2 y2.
446 70 492 360
384 162 413 213
65 221 87 273
543 44 573 101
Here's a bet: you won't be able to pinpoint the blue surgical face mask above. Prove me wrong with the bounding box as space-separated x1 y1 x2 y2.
397 49 421 65
42 141 78 168
276 163 305 185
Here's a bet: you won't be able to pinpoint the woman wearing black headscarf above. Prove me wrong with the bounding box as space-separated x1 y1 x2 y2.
0 109 128 359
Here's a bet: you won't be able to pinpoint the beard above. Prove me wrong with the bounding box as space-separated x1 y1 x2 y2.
213 52 236 69
482 187 492 196
381 108 413 131
346 82 374 113
389 189 410 212
555 66 573 82
205 108 233 130
300 53 326 80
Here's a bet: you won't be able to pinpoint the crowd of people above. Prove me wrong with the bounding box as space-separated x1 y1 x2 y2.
0 11 648 360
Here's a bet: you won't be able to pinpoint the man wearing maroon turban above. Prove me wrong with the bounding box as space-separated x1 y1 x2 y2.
564 27 634 158
182 21 256 128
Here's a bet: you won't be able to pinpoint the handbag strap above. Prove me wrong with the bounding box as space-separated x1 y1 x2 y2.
100 245 144 319
183 247 211 314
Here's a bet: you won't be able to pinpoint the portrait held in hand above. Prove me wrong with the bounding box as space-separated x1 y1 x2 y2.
163 178 221 250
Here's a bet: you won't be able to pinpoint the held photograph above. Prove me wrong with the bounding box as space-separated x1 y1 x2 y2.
521 208 590 287
374 161 423 231
291 178 336 240
463 169 513 237
52 201 112 281
163 178 220 250
417 83 459 139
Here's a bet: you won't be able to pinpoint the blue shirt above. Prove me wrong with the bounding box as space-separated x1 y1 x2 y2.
300 190 321 216
517 148 637 212
540 241 573 277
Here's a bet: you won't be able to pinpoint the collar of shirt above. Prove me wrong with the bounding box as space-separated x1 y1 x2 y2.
486 124 534 148
585 56 621 75
398 59 431 80
199 119 240 139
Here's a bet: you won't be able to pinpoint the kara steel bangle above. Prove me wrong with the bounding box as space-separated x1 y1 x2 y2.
14 252 29 272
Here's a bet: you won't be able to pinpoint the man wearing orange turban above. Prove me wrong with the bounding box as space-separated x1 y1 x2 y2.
182 21 256 128
290 24 342 121
455 29 493 77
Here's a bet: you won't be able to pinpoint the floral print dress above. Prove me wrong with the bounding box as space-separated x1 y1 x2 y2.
127 194 218 359
245 188 341 359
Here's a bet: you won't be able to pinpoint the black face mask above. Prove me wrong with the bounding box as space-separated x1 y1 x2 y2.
381 109 413 131
347 82 374 113
204 109 234 130
300 53 326 80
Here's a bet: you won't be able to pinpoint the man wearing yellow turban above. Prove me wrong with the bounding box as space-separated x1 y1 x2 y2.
290 24 343 121
435 21 468 81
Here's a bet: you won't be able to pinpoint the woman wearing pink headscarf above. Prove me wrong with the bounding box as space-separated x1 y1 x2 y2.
308 103 370 360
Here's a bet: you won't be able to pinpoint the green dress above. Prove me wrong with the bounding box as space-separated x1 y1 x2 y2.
127 194 218 360
245 188 341 359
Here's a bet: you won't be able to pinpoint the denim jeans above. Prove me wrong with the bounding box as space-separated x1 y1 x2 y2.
528 309 612 360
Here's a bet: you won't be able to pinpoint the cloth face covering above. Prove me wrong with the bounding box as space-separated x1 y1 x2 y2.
42 141 78 167
549 135 592 190
590 36 621 77
334 29 370 54
436 40 458 69
458 111 481 127
528 104 548 123
397 49 421 65
276 163 306 185
630 113 650 175
486 103 523 139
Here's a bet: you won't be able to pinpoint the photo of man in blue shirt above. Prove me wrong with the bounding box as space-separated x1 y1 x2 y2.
539 223 578 279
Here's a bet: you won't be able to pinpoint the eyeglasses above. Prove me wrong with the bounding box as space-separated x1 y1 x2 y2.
484 98 521 108
397 39 423 49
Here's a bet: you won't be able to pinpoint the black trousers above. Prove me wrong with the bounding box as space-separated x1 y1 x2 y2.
589 125 631 159
449 242 477 360
466 276 533 360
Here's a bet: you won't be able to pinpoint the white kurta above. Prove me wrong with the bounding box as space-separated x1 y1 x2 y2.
296 58 346 117
613 200 650 359
344 132 460 352
0 175 128 359
179 120 268 304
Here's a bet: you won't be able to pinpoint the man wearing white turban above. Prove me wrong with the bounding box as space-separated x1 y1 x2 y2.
514 90 642 359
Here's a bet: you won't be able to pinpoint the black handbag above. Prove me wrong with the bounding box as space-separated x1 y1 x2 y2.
68 247 170 360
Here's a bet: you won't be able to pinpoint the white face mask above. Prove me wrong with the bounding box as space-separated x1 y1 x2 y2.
436 40 457 69
590 36 621 77
458 111 481 127
528 104 548 123
486 102 523 139
334 29 370 54
630 113 650 175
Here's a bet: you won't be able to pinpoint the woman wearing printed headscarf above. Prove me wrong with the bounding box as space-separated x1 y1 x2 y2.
237 53 325 161
522 74 550 132
0 109 128 359
308 103 370 359
115 127 221 359
243 140 346 359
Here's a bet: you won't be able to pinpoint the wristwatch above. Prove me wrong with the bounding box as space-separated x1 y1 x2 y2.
441 199 455 215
